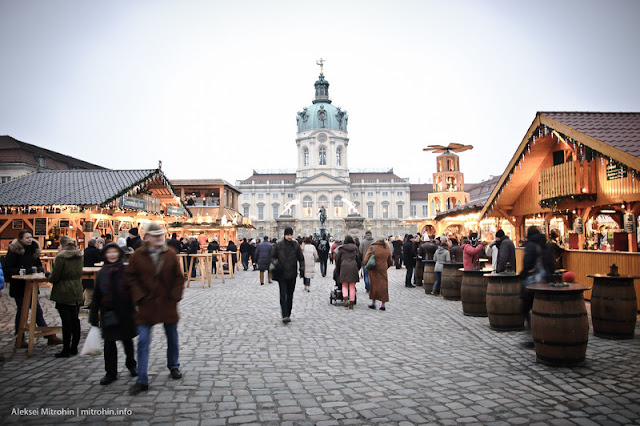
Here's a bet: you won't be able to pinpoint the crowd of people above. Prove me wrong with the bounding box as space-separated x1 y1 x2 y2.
0 222 569 389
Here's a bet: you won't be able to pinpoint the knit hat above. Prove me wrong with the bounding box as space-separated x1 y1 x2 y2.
284 227 294 236
129 227 139 237
144 222 166 236
101 242 125 260
495 229 505 239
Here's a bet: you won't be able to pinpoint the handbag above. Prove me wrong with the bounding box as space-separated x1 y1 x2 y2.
101 310 119 327
365 246 376 270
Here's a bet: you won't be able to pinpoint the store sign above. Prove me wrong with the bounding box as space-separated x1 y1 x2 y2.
574 217 584 234
624 212 635 233
166 205 185 217
606 163 627 180
120 196 145 210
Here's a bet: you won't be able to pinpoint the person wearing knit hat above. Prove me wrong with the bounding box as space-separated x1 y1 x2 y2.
49 235 84 357
127 221 183 395
127 227 142 251
271 227 304 324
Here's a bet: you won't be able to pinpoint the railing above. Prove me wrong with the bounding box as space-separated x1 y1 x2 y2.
540 161 596 199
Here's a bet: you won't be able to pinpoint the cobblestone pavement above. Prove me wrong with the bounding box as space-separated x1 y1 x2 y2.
1 264 639 425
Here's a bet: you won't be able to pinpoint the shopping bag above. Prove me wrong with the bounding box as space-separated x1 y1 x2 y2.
80 326 102 356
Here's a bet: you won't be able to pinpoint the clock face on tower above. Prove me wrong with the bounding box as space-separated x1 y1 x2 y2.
317 133 327 142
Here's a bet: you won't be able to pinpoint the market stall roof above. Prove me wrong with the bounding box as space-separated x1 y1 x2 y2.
171 179 242 194
478 112 640 218
0 169 185 210
434 197 489 220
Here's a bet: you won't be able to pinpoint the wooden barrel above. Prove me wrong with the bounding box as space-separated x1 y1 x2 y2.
486 273 524 331
414 262 423 286
531 289 589 366
461 269 489 317
441 262 464 300
423 260 436 294
589 275 638 339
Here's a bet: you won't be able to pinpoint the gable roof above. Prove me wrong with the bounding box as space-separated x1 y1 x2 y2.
0 135 106 170
479 111 640 218
0 169 172 207
409 184 433 201
239 173 296 184
349 172 404 181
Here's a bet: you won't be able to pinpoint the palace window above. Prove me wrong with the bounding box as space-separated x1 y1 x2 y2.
272 204 279 219
397 191 403 197
318 195 328 208
382 203 389 219
367 192 374 198
304 148 309 166
422 205 429 217
397 204 404 219
243 205 250 217
257 193 264 199
333 196 344 217
336 147 342 166
257 205 264 221
319 147 327 165
367 203 374 219
410 205 416 217
382 192 389 197
303 196 313 217
272 193 279 199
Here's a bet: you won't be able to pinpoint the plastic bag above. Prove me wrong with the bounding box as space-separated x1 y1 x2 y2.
81 326 102 356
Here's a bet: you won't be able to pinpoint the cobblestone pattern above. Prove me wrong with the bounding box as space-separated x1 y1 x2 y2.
0 265 639 425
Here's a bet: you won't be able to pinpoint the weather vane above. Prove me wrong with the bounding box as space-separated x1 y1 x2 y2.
316 58 326 75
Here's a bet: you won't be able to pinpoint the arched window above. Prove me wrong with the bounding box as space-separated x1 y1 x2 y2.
333 196 344 217
336 147 342 166
303 148 309 167
318 195 328 208
448 159 455 171
303 196 313 217
319 147 327 165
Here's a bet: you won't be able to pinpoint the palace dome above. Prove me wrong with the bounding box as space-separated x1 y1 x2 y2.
296 74 348 133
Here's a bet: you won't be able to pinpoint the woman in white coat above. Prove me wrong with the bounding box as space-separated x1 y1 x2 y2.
301 237 318 292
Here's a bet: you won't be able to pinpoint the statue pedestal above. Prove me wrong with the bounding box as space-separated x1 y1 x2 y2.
275 216 297 237
344 214 365 238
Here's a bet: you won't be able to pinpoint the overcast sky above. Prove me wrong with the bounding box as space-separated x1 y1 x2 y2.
1 0 639 186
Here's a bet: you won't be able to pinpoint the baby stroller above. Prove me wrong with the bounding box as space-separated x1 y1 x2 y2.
329 268 356 305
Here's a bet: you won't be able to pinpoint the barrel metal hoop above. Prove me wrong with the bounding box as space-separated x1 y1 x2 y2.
533 338 588 347
487 292 520 296
591 316 637 323
532 311 587 319
591 296 637 301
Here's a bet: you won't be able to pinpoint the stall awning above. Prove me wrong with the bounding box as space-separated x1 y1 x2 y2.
0 169 189 216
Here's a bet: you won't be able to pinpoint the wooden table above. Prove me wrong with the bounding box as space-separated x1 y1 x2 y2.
209 253 226 283
41 256 56 273
186 254 213 288
587 274 638 339
527 283 591 367
82 266 102 281
176 254 189 281
221 252 235 278
12 274 62 357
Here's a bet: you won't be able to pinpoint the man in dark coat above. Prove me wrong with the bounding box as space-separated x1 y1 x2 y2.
126 228 142 251
254 236 273 285
271 227 304 324
449 238 464 263
419 236 437 261
317 236 330 277
239 238 251 271
167 233 182 253
547 230 565 270
207 237 220 274
495 229 516 273
126 223 184 395
82 238 102 308
186 237 200 278
403 235 416 287
391 237 403 269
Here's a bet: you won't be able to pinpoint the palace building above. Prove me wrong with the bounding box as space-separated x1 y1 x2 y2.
237 64 412 238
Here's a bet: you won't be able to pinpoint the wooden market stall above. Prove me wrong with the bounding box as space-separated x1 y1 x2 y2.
479 112 640 309
169 179 251 248
0 168 189 251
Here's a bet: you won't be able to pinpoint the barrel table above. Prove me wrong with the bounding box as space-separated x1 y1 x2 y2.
441 262 464 300
414 261 424 286
527 283 591 367
460 267 493 317
485 273 524 331
587 274 638 339
423 260 436 294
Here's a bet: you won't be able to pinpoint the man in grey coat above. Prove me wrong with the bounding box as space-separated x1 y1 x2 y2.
271 228 304 324
359 230 374 292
